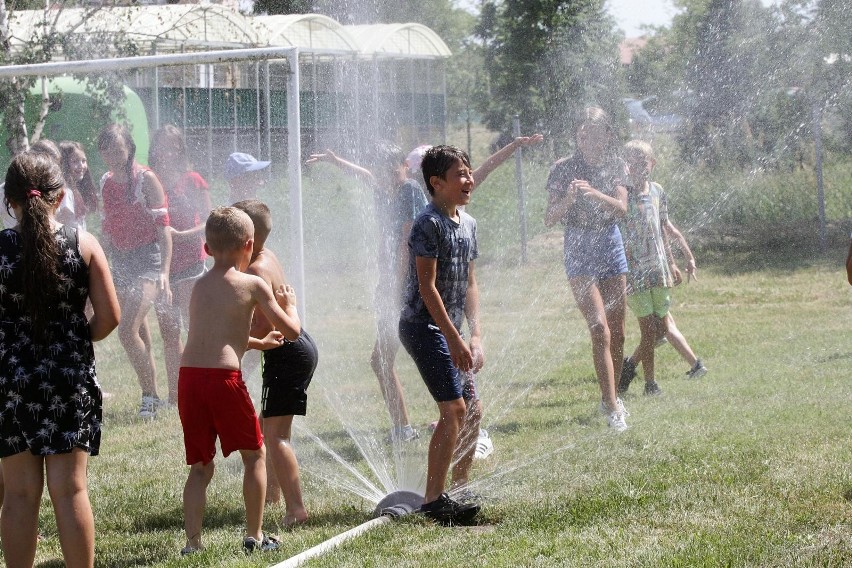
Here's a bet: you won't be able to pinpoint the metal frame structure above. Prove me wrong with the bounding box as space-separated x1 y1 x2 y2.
0 47 310 318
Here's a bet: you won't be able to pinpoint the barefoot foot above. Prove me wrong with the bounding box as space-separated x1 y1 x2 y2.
283 512 308 529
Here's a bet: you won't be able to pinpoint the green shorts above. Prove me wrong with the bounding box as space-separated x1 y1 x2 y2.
627 287 671 318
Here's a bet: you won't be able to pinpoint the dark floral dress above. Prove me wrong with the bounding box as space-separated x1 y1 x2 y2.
0 225 102 457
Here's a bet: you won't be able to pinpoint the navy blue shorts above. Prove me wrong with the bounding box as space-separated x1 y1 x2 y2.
398 320 478 403
563 224 627 280
261 330 318 417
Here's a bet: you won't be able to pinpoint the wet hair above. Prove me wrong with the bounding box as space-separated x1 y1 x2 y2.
366 140 405 176
30 138 62 164
205 206 253 253
149 124 189 173
59 140 98 212
232 199 272 246
97 123 136 185
420 145 471 195
4 151 66 341
624 139 655 162
574 106 615 138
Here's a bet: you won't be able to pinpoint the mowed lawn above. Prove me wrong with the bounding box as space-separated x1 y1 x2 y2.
13 217 851 567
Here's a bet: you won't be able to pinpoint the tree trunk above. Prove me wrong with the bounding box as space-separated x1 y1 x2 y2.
0 2 31 155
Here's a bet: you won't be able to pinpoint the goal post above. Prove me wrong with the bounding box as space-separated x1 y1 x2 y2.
0 46 311 320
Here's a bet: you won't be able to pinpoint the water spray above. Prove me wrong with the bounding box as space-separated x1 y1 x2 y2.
270 490 422 568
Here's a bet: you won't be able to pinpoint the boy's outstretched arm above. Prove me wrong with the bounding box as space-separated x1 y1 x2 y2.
305 149 375 184
415 256 474 372
473 134 544 187
463 262 484 373
664 219 697 282
252 280 301 341
247 330 285 351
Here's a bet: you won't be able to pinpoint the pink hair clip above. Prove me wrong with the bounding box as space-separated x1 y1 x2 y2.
27 188 41 198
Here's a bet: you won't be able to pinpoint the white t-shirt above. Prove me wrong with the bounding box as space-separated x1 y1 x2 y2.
1 183 84 231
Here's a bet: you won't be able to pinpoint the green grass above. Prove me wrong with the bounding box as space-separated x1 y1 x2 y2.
14 224 851 567
8 132 852 566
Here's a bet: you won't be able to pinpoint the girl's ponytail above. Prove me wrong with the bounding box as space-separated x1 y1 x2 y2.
4 152 65 342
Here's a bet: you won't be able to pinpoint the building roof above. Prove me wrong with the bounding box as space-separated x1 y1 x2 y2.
345 23 452 59
619 36 648 65
254 14 359 55
7 6 451 59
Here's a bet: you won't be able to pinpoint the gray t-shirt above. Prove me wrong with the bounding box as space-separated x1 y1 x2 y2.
400 203 478 331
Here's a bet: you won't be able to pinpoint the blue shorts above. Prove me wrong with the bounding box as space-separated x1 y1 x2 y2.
398 319 478 403
563 224 627 280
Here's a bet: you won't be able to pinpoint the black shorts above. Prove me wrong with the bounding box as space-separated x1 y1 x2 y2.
261 330 318 418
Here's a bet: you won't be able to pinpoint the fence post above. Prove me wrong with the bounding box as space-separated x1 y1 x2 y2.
513 115 528 264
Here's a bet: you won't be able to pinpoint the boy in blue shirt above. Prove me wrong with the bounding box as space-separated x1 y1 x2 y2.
398 145 483 525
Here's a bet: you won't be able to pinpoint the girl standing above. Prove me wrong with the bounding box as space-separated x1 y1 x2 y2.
544 107 629 431
59 140 99 229
148 124 211 404
97 123 172 418
0 151 120 567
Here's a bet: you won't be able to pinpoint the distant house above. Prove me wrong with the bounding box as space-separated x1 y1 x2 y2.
619 36 648 66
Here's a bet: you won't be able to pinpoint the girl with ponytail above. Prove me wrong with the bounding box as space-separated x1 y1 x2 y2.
0 151 120 567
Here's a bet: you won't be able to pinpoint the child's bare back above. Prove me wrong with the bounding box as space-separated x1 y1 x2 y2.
181 266 272 369
180 206 300 371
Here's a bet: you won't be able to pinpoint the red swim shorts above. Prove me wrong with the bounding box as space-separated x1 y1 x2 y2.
178 367 263 465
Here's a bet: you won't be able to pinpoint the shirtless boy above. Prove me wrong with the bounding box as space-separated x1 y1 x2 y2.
234 199 318 529
177 206 301 554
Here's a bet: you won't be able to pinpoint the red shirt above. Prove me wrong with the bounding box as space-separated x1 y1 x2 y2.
101 164 170 251
166 171 209 273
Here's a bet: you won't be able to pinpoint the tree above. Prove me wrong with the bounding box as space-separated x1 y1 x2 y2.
784 0 852 152
677 0 777 166
627 0 850 169
0 3 138 156
475 0 624 155
253 0 315 15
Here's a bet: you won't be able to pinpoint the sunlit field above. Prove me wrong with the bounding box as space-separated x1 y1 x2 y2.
9 136 851 566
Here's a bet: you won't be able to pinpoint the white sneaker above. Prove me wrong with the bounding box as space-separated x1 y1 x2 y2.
607 411 629 432
139 395 159 419
599 397 629 417
388 424 419 443
474 429 494 459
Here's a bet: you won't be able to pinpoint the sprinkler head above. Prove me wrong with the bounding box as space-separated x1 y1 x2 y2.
372 490 423 519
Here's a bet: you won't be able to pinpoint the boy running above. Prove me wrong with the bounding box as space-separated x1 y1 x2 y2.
617 140 682 397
